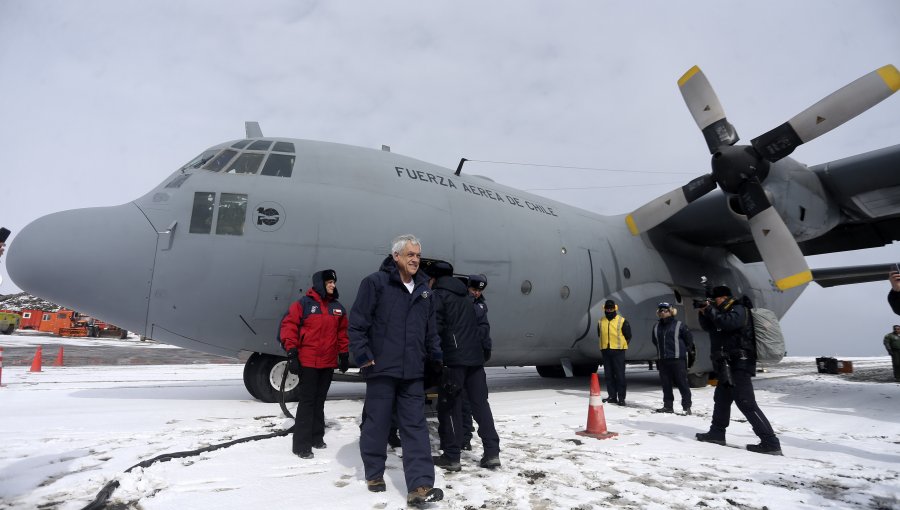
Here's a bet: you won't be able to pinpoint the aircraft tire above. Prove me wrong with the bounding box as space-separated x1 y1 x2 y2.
536 365 566 378
243 353 301 403
688 372 709 388
572 363 599 377
242 354 265 400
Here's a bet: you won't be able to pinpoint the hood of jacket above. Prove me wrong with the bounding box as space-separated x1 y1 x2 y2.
378 255 429 289
434 274 467 296
312 269 339 300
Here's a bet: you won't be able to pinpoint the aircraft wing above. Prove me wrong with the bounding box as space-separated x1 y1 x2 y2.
654 144 900 261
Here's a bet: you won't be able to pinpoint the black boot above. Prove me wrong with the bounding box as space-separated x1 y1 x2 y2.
695 432 726 445
747 443 783 456
654 406 674 413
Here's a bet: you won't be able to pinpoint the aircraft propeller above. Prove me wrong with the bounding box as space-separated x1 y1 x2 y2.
626 65 900 290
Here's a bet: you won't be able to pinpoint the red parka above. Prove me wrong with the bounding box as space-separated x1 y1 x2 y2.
280 286 349 368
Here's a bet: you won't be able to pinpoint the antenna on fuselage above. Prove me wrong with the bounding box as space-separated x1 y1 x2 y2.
245 121 263 138
455 158 468 176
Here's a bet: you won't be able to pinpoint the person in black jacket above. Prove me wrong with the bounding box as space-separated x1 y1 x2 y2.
695 286 782 455
651 302 694 415
424 262 501 471
348 235 444 506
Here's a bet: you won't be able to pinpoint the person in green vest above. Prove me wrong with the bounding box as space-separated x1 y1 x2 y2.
598 299 632 406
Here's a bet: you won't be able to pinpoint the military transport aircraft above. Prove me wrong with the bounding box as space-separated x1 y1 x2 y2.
7 65 900 402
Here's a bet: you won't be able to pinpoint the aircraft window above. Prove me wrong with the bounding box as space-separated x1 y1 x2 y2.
225 153 265 175
521 280 532 295
248 140 273 151
216 193 248 236
189 192 216 234
272 141 295 153
165 174 191 188
203 149 239 172
231 140 252 149
259 153 295 178
179 149 220 171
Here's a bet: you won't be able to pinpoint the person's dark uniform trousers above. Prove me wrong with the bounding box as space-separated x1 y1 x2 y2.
425 263 501 472
696 286 782 455
348 235 444 506
461 274 490 450
650 302 694 415
279 269 349 459
598 299 631 405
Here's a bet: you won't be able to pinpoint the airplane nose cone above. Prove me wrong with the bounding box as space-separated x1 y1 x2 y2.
7 203 157 335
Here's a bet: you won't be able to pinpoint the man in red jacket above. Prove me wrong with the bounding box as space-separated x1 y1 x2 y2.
280 269 350 459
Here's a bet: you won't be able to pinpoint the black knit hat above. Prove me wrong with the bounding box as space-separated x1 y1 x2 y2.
604 299 616 309
468 274 487 290
422 260 454 279
711 285 732 298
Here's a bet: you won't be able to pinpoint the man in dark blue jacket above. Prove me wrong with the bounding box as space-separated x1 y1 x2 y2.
650 302 693 415
349 235 444 506
425 263 501 472
695 286 782 455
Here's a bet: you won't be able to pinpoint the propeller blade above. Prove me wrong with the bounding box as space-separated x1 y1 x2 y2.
751 64 900 162
626 174 716 235
678 65 739 153
738 180 812 290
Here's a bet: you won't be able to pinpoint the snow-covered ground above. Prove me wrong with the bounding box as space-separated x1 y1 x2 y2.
1 336 898 509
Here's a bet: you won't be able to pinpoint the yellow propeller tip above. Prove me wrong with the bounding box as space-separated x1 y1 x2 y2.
877 64 900 93
625 215 640 236
678 66 701 87
775 270 813 291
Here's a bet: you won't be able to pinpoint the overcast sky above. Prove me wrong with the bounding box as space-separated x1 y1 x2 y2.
1 0 898 355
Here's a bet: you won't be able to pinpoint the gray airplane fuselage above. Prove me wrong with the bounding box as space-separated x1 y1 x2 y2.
8 137 803 375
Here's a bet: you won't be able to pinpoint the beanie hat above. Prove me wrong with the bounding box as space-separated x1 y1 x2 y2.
468 274 487 290
320 269 336 283
422 260 454 279
604 299 616 309
711 285 732 298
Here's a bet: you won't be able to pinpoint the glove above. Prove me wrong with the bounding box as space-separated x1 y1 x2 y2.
440 369 462 397
483 349 492 362
286 349 301 375
428 359 443 378
687 345 696 369
338 352 349 373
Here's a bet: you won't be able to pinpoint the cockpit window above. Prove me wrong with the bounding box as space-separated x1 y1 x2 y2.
216 193 248 236
259 154 295 178
225 153 265 174
273 141 295 153
189 192 215 234
248 140 273 151
179 149 220 171
192 140 297 178
203 149 239 172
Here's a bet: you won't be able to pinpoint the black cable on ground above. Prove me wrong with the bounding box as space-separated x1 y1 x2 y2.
83 384 298 510
81 427 293 510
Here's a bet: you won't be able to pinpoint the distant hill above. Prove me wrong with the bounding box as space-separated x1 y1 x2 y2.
0 292 62 312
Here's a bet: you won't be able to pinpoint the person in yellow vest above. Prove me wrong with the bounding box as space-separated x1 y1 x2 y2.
598 299 632 406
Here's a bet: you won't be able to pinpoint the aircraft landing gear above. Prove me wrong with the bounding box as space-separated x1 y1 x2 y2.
243 352 300 403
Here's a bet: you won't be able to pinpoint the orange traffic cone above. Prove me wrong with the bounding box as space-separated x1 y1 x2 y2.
30 346 43 372
54 347 64 367
576 372 618 440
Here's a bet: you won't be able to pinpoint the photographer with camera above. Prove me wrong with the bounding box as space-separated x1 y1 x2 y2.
695 286 782 455
425 261 500 472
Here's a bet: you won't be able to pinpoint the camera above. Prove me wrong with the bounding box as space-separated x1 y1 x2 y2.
692 298 710 309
